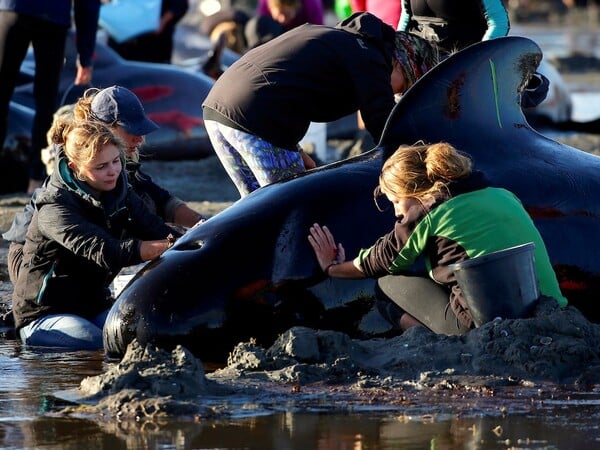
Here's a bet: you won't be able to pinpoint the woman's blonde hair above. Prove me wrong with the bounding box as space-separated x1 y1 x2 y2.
64 121 125 176
46 112 73 147
378 142 472 202
71 87 101 123
47 88 116 146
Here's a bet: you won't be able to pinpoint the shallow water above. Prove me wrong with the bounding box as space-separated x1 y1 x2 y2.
1 336 600 449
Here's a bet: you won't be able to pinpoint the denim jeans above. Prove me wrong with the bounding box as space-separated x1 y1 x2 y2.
19 310 109 350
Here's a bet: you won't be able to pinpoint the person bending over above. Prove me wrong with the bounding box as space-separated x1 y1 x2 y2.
203 12 439 197
308 142 567 334
12 121 181 350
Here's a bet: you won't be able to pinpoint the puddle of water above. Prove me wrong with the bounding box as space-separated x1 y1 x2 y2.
1 338 600 449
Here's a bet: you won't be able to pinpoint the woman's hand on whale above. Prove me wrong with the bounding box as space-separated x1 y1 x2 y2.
308 223 364 279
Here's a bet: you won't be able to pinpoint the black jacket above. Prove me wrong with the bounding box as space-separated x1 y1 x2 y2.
126 161 185 222
2 151 183 245
203 12 397 149
12 153 177 330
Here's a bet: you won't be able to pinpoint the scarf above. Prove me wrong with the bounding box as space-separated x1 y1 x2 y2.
393 31 439 90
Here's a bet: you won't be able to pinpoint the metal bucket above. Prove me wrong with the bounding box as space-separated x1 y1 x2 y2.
449 242 540 327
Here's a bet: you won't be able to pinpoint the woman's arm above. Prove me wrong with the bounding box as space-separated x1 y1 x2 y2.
139 236 175 261
37 201 142 269
396 0 411 31
300 149 317 170
308 223 365 278
173 203 205 228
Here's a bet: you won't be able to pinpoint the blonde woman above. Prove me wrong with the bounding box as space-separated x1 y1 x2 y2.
12 121 180 350
4 86 203 284
308 142 566 334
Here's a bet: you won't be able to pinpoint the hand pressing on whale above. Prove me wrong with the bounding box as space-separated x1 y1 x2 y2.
308 223 363 279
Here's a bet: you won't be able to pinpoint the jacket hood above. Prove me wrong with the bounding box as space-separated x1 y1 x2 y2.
448 170 491 197
335 12 396 54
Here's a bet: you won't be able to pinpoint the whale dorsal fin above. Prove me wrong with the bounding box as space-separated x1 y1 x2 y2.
379 36 543 160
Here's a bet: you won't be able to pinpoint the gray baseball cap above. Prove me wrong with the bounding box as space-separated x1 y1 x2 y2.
91 85 159 136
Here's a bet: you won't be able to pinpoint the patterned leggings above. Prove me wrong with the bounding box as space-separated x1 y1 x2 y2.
205 120 305 197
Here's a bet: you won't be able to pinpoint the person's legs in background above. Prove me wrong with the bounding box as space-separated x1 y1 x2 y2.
205 120 305 196
0 11 35 170
204 119 260 196
27 19 67 194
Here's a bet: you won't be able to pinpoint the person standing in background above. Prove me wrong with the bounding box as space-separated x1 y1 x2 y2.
0 0 100 195
108 0 189 63
350 0 402 27
347 0 403 154
396 0 547 110
397 0 509 54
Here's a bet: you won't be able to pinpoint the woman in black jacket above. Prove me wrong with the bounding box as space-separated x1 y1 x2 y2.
203 12 438 197
3 85 203 284
12 121 181 350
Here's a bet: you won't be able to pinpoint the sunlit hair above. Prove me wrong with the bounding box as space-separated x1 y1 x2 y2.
72 87 102 123
377 142 472 203
72 87 142 163
64 121 125 174
46 113 73 147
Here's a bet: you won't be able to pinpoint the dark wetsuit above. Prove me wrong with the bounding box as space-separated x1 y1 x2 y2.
397 0 509 53
397 0 547 109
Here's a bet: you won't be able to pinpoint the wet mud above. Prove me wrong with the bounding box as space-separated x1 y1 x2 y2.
55 296 600 422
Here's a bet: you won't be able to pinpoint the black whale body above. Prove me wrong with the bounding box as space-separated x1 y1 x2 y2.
103 37 600 362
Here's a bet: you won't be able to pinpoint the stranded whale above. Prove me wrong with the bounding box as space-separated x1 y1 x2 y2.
103 36 600 362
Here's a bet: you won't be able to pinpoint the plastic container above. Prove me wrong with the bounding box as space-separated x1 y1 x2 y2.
449 242 540 327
